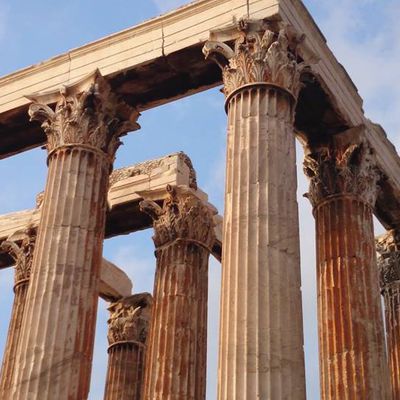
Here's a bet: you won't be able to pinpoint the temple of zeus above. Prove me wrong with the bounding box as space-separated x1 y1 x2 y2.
0 0 398 399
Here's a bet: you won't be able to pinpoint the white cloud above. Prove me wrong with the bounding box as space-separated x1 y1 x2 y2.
313 0 400 149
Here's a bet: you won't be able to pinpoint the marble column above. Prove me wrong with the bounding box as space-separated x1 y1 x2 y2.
303 129 389 399
0 226 36 399
377 230 400 399
10 71 140 400
140 185 216 400
104 293 152 400
203 20 307 399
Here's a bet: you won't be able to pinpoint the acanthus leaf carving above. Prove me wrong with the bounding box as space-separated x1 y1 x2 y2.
303 141 380 208
28 71 140 161
203 20 306 99
0 225 37 286
107 293 153 346
376 230 400 290
140 185 216 250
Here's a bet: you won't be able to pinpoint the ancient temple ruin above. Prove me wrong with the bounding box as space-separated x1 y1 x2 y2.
0 0 399 399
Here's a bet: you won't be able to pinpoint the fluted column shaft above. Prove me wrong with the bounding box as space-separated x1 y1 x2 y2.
220 85 305 399
383 286 400 398
204 21 307 399
104 293 152 400
0 227 36 398
105 344 145 400
0 281 29 396
12 147 109 399
315 196 387 399
10 72 139 400
377 231 400 399
303 129 389 399
140 186 215 400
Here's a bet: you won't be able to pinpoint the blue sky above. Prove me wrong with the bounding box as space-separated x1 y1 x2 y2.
0 1 398 399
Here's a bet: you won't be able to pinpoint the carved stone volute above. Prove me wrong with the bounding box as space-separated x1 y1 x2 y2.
107 293 153 347
1 226 37 287
28 71 140 161
203 19 306 100
303 139 380 208
139 185 216 251
376 230 400 291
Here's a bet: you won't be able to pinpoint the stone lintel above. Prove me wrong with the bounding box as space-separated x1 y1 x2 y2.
0 153 222 268
100 259 133 302
0 1 399 229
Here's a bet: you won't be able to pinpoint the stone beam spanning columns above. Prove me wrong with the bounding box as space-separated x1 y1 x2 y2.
140 185 216 400
10 71 139 400
104 293 152 400
376 230 400 399
303 128 389 399
0 226 36 399
203 19 307 399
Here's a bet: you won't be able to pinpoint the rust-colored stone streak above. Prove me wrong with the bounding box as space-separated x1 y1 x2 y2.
140 187 215 400
104 293 152 400
105 344 145 400
204 21 306 399
10 72 139 400
0 282 29 397
383 286 400 399
377 231 400 399
303 130 389 399
0 227 36 399
12 147 109 399
315 197 387 399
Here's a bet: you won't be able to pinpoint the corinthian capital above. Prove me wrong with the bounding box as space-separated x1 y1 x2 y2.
140 185 216 250
1 226 36 286
376 230 400 291
203 19 306 99
107 293 153 346
303 133 380 208
27 70 140 160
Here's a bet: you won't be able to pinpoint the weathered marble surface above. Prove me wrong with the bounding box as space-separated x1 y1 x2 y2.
304 129 389 399
141 186 216 400
104 293 152 400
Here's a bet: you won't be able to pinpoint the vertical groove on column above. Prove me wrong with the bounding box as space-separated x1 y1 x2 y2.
384 286 400 398
0 281 29 398
377 231 400 399
143 243 209 400
11 148 109 400
104 344 144 400
218 86 306 400
316 197 388 399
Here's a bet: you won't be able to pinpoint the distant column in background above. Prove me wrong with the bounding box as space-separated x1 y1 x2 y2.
104 293 152 400
203 20 307 399
0 226 36 399
11 71 140 400
377 230 400 399
303 128 389 399
140 185 216 400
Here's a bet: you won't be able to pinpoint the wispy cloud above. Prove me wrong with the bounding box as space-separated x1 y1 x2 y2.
312 0 400 148
111 243 156 294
